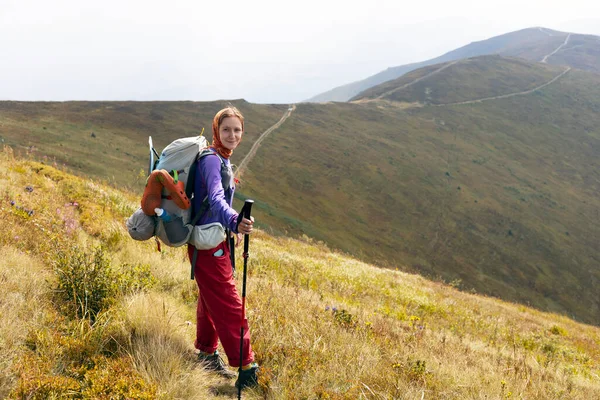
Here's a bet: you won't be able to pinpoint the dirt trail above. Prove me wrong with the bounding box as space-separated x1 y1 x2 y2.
538 27 554 36
374 61 459 100
236 105 295 179
434 67 571 107
541 33 571 63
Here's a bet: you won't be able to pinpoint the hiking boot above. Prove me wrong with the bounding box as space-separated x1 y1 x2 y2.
197 351 236 378
235 364 259 389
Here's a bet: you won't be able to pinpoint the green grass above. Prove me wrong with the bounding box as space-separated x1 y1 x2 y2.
0 100 288 191
1 148 600 398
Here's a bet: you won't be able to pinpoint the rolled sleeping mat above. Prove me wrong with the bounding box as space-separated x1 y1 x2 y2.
141 169 191 215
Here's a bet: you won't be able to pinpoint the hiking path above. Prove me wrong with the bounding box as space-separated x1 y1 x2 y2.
374 61 459 100
236 105 295 178
541 33 571 63
433 67 571 107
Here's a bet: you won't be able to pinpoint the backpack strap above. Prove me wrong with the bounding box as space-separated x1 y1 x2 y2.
189 150 230 219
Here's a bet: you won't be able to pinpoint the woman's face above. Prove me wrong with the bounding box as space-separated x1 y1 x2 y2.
219 116 243 150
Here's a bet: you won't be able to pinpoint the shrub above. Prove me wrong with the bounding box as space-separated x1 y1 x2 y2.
52 246 155 321
332 308 357 330
53 246 116 321
549 325 568 336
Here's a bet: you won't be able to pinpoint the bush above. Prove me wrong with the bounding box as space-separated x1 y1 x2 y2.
53 246 155 321
53 246 116 321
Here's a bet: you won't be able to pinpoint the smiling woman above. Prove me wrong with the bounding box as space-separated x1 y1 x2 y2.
186 106 259 390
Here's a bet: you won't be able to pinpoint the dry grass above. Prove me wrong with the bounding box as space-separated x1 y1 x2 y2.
1 147 599 399
245 233 600 399
0 247 51 398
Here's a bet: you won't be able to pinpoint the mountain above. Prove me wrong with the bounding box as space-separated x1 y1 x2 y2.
307 27 600 103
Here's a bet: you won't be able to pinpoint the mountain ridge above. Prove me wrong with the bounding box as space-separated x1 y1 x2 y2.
307 27 599 103
352 55 568 105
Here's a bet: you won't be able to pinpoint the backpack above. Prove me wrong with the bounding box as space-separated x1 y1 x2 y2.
126 135 233 249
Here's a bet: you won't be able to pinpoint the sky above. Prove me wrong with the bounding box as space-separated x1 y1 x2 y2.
1 0 599 104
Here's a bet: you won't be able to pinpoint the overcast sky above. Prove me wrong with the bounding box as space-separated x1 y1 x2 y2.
1 0 599 103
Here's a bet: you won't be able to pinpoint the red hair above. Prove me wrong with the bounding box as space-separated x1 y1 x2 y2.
210 107 244 159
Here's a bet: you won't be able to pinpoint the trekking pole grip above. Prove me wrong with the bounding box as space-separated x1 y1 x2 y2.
235 199 254 233
242 199 253 220
242 199 253 255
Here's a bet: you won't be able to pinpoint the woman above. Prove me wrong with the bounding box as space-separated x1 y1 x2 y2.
187 106 258 389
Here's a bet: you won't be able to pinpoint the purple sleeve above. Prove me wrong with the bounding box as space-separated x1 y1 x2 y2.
197 155 239 232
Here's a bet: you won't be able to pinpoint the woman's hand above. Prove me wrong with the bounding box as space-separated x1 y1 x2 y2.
236 216 254 246
238 216 254 235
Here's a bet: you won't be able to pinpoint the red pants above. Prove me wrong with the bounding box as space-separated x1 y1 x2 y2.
187 241 254 367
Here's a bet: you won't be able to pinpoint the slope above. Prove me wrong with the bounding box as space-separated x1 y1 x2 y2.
0 100 288 189
307 27 599 103
1 149 600 399
236 61 600 325
353 55 566 104
2 59 599 325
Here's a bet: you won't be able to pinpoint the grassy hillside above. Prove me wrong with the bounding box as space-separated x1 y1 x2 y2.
1 57 598 326
307 27 599 103
237 61 600 325
2 148 600 399
352 56 563 104
0 100 288 190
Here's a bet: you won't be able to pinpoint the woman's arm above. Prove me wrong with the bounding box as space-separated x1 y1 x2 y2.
199 154 239 231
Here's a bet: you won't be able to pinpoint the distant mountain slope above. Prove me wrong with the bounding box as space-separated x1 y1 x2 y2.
0 100 287 188
353 55 565 104
546 33 600 73
239 64 600 325
307 27 599 103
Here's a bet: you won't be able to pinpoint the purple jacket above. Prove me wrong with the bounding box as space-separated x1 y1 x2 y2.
193 150 239 232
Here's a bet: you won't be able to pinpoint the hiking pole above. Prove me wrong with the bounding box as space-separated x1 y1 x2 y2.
236 199 254 399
